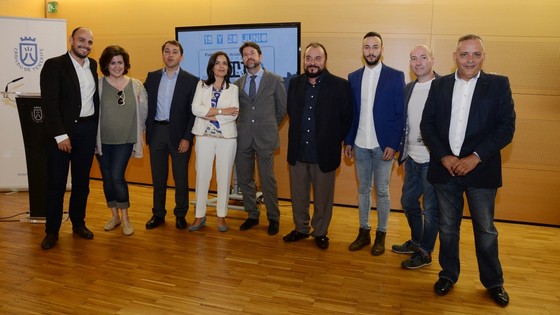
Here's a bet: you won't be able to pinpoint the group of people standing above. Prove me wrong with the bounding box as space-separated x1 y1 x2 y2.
38 27 514 307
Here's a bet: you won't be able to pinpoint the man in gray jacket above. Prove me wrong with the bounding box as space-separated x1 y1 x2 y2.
234 42 287 235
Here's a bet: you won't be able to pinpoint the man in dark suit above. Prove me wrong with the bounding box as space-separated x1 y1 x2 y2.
283 42 352 249
420 34 515 306
344 32 405 256
40 27 99 249
234 41 287 236
144 40 198 230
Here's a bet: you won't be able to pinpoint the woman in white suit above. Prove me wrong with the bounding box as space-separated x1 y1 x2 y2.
190 51 239 232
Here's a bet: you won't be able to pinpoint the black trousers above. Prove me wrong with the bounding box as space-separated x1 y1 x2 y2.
149 124 191 218
44 119 96 234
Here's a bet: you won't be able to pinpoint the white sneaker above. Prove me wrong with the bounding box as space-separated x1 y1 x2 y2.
122 219 134 236
104 217 121 231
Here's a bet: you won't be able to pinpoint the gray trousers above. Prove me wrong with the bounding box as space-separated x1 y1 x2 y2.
289 161 335 237
236 145 280 222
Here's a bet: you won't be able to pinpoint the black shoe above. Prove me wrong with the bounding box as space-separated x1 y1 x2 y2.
348 227 371 251
434 278 454 296
267 220 280 235
283 230 310 242
240 218 259 231
315 235 330 249
371 230 386 256
267 220 279 235
146 215 165 229
72 225 94 239
176 217 187 230
41 233 58 250
488 286 509 306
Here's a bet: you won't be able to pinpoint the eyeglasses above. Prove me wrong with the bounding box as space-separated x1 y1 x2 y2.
117 90 126 106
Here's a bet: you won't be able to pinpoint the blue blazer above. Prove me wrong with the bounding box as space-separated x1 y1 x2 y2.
345 63 405 151
420 71 516 188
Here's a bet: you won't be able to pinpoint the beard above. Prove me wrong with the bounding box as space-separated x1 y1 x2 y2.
305 66 324 78
245 59 261 70
364 54 381 66
71 46 90 59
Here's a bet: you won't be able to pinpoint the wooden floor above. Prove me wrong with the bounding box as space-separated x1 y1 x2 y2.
0 180 559 314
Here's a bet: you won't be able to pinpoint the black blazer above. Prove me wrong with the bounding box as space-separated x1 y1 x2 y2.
40 52 99 141
144 69 198 147
420 71 516 188
287 71 353 173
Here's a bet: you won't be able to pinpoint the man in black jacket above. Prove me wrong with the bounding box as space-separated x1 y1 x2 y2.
392 45 440 270
420 34 515 306
40 27 99 249
283 42 352 249
144 40 198 230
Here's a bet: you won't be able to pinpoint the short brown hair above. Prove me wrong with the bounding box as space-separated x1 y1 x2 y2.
239 41 262 56
99 45 130 76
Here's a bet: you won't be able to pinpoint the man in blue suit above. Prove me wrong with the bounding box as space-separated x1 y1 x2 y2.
144 40 198 230
344 32 405 256
420 34 515 306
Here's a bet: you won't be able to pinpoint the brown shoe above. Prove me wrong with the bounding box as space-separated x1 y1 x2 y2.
371 230 386 256
348 227 371 251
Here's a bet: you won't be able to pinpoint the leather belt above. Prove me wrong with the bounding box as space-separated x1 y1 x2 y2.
77 115 95 123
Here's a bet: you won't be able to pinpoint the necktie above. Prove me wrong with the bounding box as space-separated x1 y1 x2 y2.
249 75 257 101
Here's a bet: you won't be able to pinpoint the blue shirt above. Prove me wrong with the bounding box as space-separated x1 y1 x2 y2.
154 68 179 121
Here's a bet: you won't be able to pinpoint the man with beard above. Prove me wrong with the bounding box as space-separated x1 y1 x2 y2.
40 27 99 249
283 42 352 249
344 31 405 256
144 40 198 230
234 42 287 235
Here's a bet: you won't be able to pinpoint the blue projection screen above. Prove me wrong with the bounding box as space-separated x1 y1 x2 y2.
176 23 300 85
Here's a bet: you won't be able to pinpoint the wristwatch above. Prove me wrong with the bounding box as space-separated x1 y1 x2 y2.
218 109 222 114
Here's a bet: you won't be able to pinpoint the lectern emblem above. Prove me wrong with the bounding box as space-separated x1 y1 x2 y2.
32 107 44 123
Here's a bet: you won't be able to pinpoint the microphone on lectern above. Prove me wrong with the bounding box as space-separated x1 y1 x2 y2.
4 77 24 94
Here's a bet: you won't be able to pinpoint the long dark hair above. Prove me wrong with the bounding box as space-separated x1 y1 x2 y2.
203 51 231 89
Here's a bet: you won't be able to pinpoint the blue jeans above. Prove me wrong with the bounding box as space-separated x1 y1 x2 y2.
401 158 439 253
354 145 394 231
97 143 133 209
435 178 504 289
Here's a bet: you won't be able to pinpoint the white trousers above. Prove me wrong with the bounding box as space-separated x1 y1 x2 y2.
194 135 237 218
